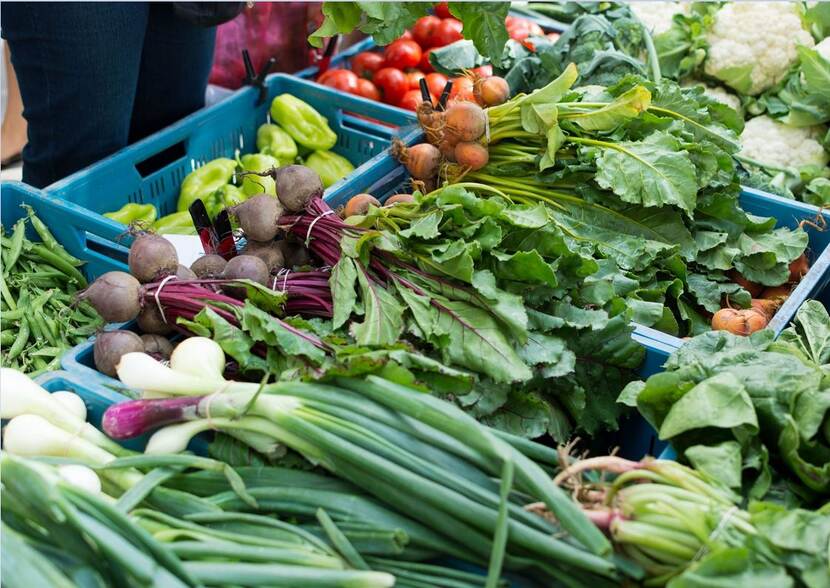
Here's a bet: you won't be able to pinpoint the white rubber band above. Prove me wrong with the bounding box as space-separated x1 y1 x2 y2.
154 275 177 324
305 210 334 247
692 506 738 561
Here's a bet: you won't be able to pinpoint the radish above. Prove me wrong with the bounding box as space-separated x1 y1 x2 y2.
128 232 179 283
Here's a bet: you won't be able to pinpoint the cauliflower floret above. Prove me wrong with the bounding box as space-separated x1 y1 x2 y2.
702 85 741 112
705 3 815 96
740 115 829 170
816 36 830 61
630 2 689 36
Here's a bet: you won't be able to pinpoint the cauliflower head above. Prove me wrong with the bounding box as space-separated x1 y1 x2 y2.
705 2 815 96
740 115 829 170
630 2 689 36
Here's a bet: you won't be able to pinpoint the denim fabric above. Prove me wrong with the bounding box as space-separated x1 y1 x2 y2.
1 2 216 188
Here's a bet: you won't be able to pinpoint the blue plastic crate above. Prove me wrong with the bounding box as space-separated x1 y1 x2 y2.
43 74 418 261
1 181 126 280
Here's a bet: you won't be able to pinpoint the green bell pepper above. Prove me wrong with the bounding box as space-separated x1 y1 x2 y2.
206 184 246 218
270 94 337 151
152 211 196 235
240 153 278 196
256 123 298 164
177 158 237 212
304 151 355 188
103 202 157 225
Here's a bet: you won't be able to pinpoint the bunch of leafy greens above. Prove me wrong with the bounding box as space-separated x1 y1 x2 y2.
309 2 511 64
429 2 658 94
329 183 645 442
621 300 830 506
456 65 806 337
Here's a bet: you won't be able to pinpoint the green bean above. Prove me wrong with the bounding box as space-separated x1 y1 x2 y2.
30 346 64 358
0 274 16 310
4 218 26 275
2 308 25 321
6 320 29 360
27 244 87 287
29 355 61 378
23 205 83 266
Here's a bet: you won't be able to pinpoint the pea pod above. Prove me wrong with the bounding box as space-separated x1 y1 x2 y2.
152 211 197 235
4 218 26 275
270 94 337 151
304 150 355 188
239 153 278 196
256 123 298 163
177 158 237 212
103 202 158 225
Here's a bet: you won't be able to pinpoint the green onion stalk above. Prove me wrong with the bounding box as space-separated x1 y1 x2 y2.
544 456 757 586
104 356 629 587
1 454 398 588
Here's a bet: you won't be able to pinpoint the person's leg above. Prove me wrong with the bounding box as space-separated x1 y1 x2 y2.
129 3 216 143
2 42 27 164
1 2 148 187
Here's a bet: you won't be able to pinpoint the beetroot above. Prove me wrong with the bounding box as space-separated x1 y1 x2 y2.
137 304 173 335
191 254 227 278
140 334 174 359
222 255 270 294
242 239 285 272
274 165 324 212
232 195 284 242
128 233 178 283
77 271 142 322
175 264 197 281
94 330 145 377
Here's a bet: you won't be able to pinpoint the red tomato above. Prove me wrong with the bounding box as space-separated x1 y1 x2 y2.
433 18 464 47
471 65 493 78
351 51 385 79
434 2 451 18
383 39 422 70
412 15 441 49
355 78 381 101
399 89 437 111
449 77 475 102
317 69 359 94
406 70 425 90
374 67 409 105
505 16 544 41
419 47 436 73
424 72 449 98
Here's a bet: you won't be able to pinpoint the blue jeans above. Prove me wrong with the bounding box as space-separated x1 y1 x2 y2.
2 2 216 188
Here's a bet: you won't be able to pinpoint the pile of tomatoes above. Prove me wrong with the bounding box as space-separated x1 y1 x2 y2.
316 4 545 111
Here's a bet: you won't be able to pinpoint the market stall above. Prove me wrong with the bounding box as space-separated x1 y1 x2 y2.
1 3 829 587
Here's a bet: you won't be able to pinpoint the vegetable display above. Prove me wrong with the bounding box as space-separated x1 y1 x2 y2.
0 208 103 375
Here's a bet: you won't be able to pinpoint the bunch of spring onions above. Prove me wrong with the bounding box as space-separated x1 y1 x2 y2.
103 339 635 587
546 455 830 587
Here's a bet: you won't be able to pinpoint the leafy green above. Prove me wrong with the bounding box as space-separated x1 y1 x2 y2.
624 300 830 504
